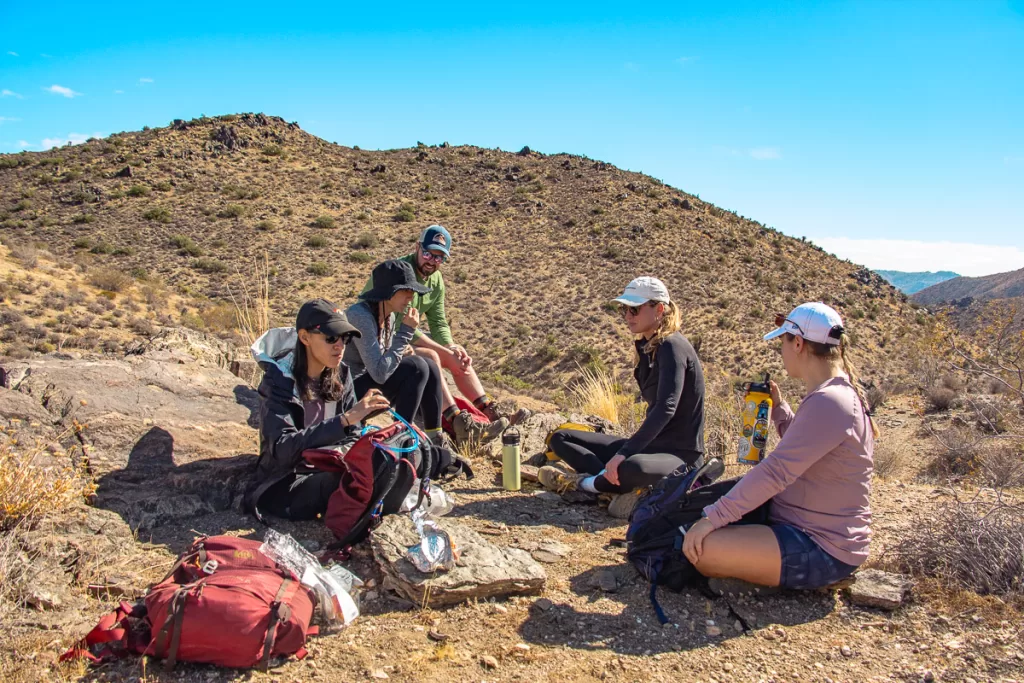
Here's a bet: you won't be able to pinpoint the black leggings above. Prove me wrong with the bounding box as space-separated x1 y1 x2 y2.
354 354 442 430
263 471 342 520
548 429 701 494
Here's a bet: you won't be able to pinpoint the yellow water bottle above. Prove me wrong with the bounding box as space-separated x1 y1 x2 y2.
501 428 521 491
738 373 773 465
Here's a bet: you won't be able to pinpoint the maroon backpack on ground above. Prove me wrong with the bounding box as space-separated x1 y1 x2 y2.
62 535 317 671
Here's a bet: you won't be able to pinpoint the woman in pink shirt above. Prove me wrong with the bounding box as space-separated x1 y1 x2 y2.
682 302 878 590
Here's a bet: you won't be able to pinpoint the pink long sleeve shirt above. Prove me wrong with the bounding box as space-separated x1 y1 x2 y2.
703 377 874 566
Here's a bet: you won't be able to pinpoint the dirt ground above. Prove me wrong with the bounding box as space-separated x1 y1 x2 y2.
3 399 1023 683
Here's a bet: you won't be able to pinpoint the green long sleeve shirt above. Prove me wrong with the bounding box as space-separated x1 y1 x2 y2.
358 253 453 346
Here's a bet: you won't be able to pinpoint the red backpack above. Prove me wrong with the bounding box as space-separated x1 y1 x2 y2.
62 535 317 671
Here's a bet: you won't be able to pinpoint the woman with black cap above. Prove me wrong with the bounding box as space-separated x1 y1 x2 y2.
246 298 391 521
344 259 447 446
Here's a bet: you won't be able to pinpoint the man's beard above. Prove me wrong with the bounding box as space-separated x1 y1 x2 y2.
417 260 437 276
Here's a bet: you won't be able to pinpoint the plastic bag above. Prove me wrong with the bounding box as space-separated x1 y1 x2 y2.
406 507 459 573
400 481 455 517
260 529 362 628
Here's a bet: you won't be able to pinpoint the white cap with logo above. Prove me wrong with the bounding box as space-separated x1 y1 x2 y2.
612 276 672 306
764 302 845 346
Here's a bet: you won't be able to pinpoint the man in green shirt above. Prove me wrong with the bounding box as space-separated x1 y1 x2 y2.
360 225 516 445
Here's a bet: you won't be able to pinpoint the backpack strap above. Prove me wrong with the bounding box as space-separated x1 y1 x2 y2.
259 578 294 671
163 588 189 670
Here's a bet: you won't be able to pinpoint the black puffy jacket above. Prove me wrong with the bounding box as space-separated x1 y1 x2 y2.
246 328 360 519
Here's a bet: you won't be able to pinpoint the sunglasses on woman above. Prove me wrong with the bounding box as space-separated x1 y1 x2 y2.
313 330 355 345
421 250 448 264
619 302 653 317
774 313 804 336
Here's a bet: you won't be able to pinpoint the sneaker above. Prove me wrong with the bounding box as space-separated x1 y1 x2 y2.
691 457 726 490
537 465 582 493
607 490 643 519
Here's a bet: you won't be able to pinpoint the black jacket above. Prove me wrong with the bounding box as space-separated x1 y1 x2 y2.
620 331 705 459
246 330 360 519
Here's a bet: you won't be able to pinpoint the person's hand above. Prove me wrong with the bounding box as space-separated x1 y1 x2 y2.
348 389 390 423
603 454 626 486
681 517 715 565
768 380 783 406
448 344 472 369
402 306 420 329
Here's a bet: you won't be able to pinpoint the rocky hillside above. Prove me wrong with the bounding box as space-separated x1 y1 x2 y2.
914 266 1024 305
876 270 959 294
0 113 920 396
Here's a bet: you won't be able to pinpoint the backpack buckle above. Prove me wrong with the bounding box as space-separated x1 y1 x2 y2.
200 559 219 575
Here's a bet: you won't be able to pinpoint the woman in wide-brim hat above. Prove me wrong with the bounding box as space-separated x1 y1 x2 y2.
343 259 448 445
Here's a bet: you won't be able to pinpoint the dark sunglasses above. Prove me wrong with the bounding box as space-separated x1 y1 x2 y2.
421 250 448 264
313 330 355 345
773 313 804 336
619 302 653 316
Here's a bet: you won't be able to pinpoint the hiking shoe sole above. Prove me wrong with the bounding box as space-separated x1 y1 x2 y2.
691 457 726 490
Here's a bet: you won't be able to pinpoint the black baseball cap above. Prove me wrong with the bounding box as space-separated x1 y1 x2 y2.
295 299 360 338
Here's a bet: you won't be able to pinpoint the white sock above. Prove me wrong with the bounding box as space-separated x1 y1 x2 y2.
579 476 599 493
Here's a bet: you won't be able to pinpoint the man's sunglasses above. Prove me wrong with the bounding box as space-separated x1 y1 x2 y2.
619 302 653 316
421 250 448 264
313 330 355 345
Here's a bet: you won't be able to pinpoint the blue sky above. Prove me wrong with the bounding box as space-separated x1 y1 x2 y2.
2 1 1022 276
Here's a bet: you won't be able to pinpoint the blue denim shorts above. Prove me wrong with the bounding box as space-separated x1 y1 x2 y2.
771 523 858 590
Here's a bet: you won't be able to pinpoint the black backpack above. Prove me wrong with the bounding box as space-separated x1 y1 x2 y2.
626 469 767 624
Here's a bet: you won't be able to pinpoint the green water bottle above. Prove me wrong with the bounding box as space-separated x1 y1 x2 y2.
501 428 521 491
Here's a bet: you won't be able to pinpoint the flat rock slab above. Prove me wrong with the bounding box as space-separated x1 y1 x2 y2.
371 515 547 608
848 569 913 610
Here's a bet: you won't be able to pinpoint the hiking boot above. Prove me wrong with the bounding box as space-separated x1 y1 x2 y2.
537 465 582 493
706 577 780 598
607 489 643 519
507 407 532 427
478 416 510 443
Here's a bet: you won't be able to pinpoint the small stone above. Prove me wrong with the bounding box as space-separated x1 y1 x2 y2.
428 630 450 642
514 643 531 653
723 662 734 671
593 570 618 592
848 569 912 610
534 597 553 611
840 645 853 657
480 654 499 669
531 550 563 564
491 604 508 614
370 670 389 680
706 626 722 637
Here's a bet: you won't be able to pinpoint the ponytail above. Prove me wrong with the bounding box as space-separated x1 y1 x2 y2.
838 334 880 438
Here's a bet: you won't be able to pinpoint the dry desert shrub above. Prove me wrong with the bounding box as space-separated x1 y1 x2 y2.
87 267 132 292
889 490 1024 599
873 439 910 480
0 429 94 531
570 365 644 430
927 425 983 478
980 443 1024 489
926 386 958 412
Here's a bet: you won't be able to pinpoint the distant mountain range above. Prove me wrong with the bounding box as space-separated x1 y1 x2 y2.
912 266 1024 305
875 270 960 294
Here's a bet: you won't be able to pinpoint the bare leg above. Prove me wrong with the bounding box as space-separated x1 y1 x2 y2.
436 349 487 402
691 524 782 586
413 348 456 411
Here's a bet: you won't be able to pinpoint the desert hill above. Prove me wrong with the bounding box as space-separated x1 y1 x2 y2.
1 113 920 395
875 269 958 294
913 266 1024 305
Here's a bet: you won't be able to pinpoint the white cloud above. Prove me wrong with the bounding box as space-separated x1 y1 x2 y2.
1 89 23 99
138 77 153 84
0 116 20 124
749 146 782 160
7 52 18 57
44 84 82 98
38 132 105 149
17 140 31 148
814 237 1024 278
113 89 124 94
675 56 698 64
40 53 53 58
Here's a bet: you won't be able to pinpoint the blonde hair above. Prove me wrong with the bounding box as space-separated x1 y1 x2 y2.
643 300 682 355
786 332 880 438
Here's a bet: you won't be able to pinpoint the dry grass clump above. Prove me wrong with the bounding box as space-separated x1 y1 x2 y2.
570 365 644 430
889 491 1024 600
872 439 909 480
0 430 95 532
87 266 132 292
925 386 958 412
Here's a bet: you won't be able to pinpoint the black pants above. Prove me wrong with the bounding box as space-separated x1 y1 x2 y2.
354 355 442 430
548 429 702 494
263 471 342 520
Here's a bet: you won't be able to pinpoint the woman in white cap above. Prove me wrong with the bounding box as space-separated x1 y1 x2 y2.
682 302 878 593
539 276 712 514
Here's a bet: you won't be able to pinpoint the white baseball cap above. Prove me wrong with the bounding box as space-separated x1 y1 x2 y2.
612 276 671 306
764 302 845 345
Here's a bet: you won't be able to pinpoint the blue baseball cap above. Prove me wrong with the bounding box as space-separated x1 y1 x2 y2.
420 224 452 257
